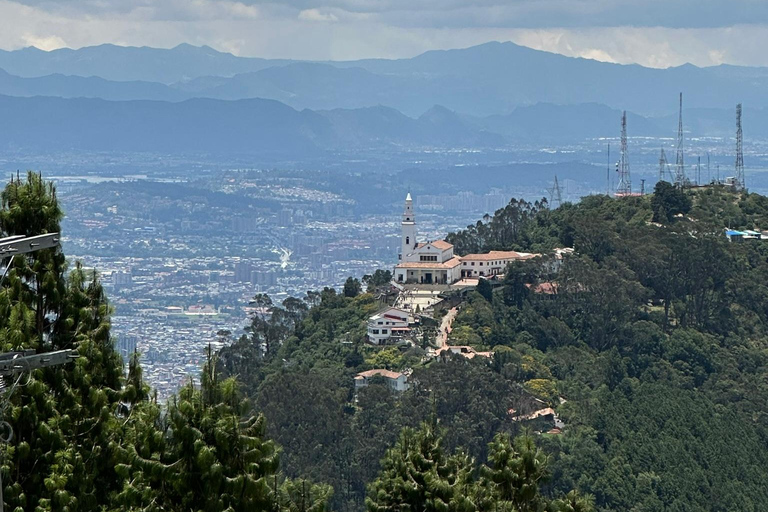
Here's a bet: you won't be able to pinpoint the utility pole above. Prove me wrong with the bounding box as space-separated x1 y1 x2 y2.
0 232 77 512
675 92 687 187
640 179 646 195
736 103 745 190
616 111 631 196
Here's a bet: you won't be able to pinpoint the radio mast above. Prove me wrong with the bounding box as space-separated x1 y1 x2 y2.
674 93 687 187
616 111 631 196
735 103 745 190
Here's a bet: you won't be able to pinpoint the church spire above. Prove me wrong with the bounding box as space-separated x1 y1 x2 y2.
400 193 417 261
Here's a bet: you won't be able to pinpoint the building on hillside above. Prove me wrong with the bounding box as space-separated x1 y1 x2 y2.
354 369 409 392
394 194 462 284
725 229 768 242
460 250 537 278
393 193 538 284
367 307 411 345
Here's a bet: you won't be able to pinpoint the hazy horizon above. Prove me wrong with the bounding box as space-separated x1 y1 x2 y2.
2 0 768 68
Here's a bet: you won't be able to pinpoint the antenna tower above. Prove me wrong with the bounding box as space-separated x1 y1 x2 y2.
549 175 563 208
659 147 673 182
616 111 631 196
736 103 745 190
674 92 687 187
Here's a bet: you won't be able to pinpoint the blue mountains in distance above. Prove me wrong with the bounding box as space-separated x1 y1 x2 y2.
0 41 765 153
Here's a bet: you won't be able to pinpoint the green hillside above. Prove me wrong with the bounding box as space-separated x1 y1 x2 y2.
220 182 768 511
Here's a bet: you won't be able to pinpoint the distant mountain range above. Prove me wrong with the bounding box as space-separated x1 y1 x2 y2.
0 42 766 117
0 93 763 155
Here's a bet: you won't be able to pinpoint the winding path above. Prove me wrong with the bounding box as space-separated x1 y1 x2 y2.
436 307 458 348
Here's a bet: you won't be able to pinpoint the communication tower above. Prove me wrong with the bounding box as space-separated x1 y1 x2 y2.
616 111 631 196
735 103 745 190
549 175 563 208
659 147 674 182
674 93 687 187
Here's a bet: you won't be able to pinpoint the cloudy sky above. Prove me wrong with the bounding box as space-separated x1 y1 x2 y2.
2 0 768 67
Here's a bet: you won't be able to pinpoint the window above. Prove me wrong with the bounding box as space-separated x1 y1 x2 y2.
372 329 380 334
479 262 483 266
406 236 410 245
420 255 437 262
382 329 388 334
471 262 475 266
378 321 383 325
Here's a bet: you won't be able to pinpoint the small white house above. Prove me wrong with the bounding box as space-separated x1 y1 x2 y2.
354 369 409 392
367 307 410 345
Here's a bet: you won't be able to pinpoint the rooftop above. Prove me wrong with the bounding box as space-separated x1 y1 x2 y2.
396 256 462 269
355 369 404 380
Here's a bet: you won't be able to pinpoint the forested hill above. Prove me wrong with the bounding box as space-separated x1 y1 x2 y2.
219 182 768 511
6 170 768 511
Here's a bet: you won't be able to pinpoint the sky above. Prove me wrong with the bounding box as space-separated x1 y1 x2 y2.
2 0 768 68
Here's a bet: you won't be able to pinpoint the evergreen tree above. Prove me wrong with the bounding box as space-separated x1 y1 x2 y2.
366 419 475 512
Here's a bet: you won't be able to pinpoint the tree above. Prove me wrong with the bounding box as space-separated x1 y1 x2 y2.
477 278 493 302
115 350 332 512
343 277 362 298
651 181 692 223
366 420 474 512
0 173 128 510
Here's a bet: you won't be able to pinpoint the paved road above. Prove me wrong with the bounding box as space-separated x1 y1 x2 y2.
436 307 458 348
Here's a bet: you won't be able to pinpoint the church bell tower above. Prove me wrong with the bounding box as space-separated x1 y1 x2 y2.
400 193 417 261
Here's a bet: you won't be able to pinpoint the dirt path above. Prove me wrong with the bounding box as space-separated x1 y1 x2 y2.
436 307 458 348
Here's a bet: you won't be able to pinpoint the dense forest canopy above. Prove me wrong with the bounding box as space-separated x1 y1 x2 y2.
219 181 768 511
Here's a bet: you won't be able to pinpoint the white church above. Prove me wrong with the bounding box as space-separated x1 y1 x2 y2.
394 193 537 284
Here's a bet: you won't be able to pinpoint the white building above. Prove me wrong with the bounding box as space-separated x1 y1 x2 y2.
354 369 410 392
395 194 462 284
393 193 538 284
367 307 410 345
460 250 537 278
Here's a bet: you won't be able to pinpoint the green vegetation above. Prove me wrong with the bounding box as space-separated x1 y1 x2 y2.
220 183 768 511
0 173 331 511
6 172 768 512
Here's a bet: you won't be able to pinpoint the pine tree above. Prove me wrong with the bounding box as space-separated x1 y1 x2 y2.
0 173 128 511
366 419 474 512
114 349 332 512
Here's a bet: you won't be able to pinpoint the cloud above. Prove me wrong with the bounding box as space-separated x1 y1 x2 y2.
298 8 338 22
2 0 768 67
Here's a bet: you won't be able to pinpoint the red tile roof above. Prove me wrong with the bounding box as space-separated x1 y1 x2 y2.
355 369 404 380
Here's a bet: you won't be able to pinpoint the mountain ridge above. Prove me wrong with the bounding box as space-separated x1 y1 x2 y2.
1 41 766 116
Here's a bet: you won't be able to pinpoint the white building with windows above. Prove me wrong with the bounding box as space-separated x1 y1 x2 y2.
367 307 411 345
395 194 463 284
460 250 538 278
393 194 538 284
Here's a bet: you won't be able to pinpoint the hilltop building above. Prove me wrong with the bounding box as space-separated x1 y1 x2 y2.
393 193 537 284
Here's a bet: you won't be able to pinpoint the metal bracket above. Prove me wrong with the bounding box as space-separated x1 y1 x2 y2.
0 233 60 257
